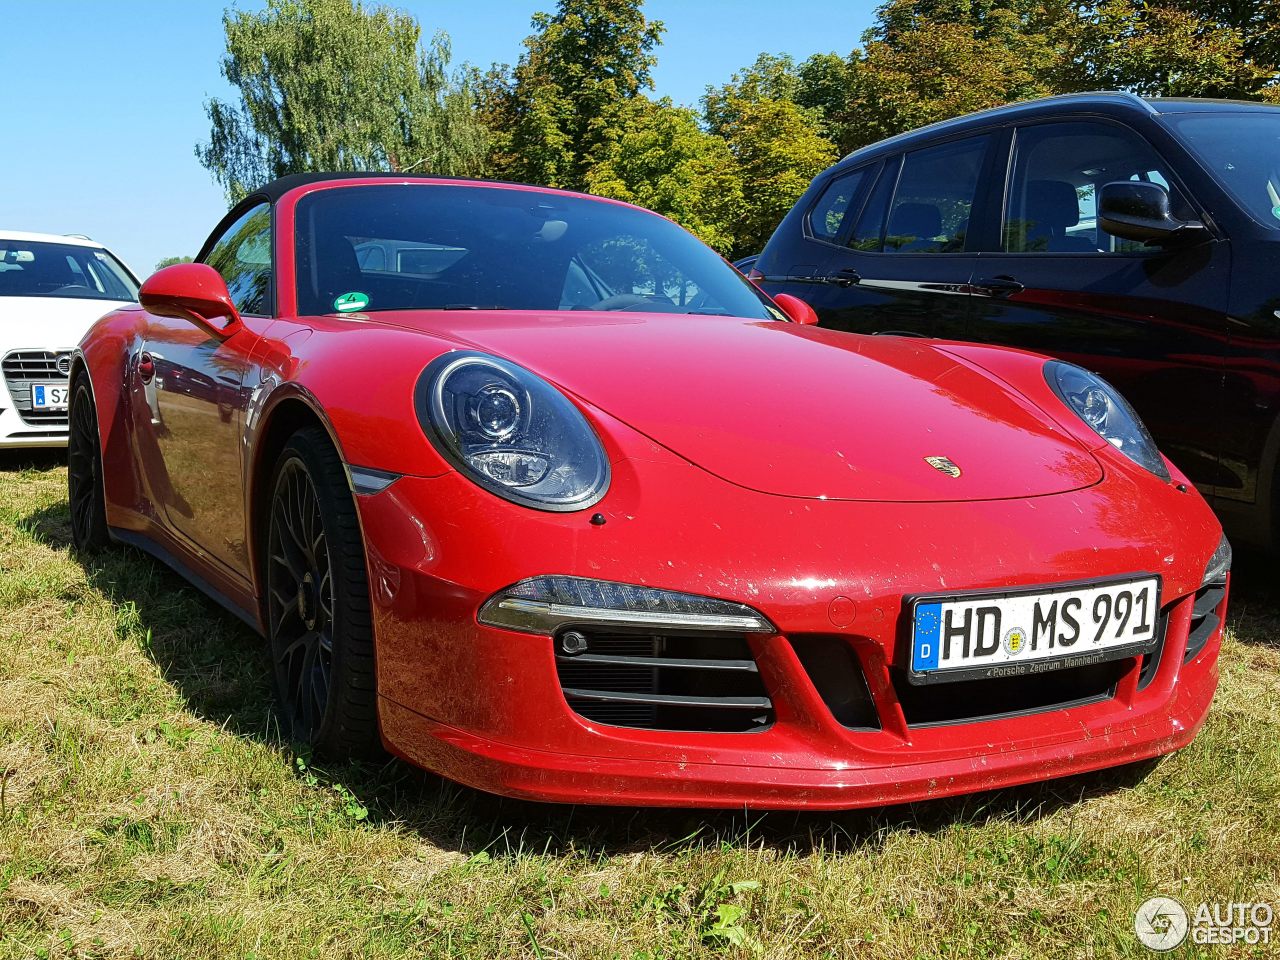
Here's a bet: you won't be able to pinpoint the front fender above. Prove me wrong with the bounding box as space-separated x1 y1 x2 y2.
74 306 147 524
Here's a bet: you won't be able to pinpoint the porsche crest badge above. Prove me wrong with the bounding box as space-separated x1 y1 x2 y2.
924 455 962 478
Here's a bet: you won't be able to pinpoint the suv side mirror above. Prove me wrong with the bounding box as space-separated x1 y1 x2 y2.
773 293 819 325
1098 181 1208 246
140 263 244 338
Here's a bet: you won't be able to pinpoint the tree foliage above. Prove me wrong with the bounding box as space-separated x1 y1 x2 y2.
197 0 487 201
154 256 194 271
704 57 837 254
584 98 743 253
479 0 665 190
199 0 1280 258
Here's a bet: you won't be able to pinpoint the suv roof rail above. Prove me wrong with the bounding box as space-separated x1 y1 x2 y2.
64 233 93 241
839 90 1157 161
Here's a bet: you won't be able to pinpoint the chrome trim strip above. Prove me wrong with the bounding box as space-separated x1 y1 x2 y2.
479 596 773 635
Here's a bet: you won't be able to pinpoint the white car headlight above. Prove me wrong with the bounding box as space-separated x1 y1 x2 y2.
415 352 609 511
1045 361 1170 481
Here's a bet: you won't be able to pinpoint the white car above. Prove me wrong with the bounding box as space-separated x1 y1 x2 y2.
0 231 139 448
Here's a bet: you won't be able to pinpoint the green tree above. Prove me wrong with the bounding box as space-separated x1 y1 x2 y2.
154 256 193 271
1074 1 1275 100
829 0 1079 153
198 0 487 201
480 0 665 190
584 97 743 253
705 61 837 257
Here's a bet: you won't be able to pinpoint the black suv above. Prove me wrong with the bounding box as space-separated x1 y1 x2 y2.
754 92 1280 550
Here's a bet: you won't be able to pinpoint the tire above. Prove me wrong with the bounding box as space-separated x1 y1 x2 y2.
68 379 109 552
265 426 379 759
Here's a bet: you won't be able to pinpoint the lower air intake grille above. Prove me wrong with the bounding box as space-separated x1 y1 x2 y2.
789 635 880 730
894 658 1126 728
1185 580 1226 663
555 631 772 732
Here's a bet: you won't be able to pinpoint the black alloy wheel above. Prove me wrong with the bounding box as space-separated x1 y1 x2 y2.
68 379 109 551
265 427 379 758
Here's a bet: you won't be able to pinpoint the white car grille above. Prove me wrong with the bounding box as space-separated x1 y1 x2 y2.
2 350 72 428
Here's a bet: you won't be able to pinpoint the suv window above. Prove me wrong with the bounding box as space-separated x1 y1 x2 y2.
808 168 869 242
203 203 272 315
1005 120 1192 254
881 136 988 253
847 160 898 252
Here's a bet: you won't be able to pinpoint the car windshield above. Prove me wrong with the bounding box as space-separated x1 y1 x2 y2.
0 240 138 301
294 184 778 319
1165 111 1280 229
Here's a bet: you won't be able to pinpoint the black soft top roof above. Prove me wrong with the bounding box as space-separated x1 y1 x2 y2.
196 172 570 262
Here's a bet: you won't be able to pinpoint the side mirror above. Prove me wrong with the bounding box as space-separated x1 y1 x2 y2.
1098 181 1208 246
139 263 243 338
773 293 819 326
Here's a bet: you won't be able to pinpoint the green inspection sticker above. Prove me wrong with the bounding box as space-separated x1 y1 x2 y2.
334 291 369 312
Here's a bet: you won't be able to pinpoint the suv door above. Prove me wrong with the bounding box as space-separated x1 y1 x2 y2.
970 118 1231 494
133 203 274 580
801 133 997 338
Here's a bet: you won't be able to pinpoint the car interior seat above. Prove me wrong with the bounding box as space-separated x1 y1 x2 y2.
1022 180 1097 252
887 202 943 251
303 232 364 314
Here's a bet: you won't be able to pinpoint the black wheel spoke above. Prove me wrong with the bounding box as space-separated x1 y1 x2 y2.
267 456 339 743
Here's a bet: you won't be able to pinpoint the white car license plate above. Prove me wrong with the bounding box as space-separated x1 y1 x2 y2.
908 575 1161 684
31 383 69 410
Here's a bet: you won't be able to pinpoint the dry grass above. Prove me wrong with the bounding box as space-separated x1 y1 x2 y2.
1 450 1278 959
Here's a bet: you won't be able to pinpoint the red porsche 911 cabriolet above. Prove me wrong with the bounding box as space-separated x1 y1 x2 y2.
69 174 1229 809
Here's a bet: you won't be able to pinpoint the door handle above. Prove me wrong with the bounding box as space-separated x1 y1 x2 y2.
138 352 155 382
826 267 861 287
973 275 1025 297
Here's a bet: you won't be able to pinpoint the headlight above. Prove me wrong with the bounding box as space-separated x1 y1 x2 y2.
1202 533 1231 585
478 575 775 634
415 352 609 511
1045 361 1170 482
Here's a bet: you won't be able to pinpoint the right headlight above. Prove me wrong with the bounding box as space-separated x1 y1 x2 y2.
415 351 610 511
1045 361 1170 482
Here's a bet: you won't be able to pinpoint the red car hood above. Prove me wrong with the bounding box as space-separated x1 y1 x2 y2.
376 311 1102 502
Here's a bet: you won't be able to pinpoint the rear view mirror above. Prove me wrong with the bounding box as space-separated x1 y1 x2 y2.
773 293 819 325
1098 181 1208 246
140 263 243 338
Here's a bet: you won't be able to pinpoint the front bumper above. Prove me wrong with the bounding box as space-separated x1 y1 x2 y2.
1 349 71 448
356 449 1226 809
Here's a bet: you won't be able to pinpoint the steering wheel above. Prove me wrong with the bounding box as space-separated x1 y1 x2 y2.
589 293 676 312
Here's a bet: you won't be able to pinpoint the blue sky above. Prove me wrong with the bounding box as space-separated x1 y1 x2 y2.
1 1 876 276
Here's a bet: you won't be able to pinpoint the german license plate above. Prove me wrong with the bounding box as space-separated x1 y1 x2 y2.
31 383 69 410
908 576 1161 684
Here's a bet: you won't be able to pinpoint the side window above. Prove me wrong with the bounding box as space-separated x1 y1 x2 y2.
848 159 898 252
1005 121 1192 254
807 168 868 242
884 136 989 253
203 203 272 315
355 242 385 271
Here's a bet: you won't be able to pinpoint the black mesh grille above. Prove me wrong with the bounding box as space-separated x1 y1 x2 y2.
555 631 772 732
893 658 1127 727
789 635 879 729
2 350 71 427
1185 580 1226 663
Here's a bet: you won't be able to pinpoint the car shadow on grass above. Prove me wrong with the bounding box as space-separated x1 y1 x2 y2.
19 493 1278 859
0 448 66 472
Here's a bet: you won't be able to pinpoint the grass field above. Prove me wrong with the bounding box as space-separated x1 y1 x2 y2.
1 451 1278 959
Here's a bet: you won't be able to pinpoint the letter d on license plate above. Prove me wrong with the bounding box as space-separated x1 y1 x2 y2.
908 575 1161 684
